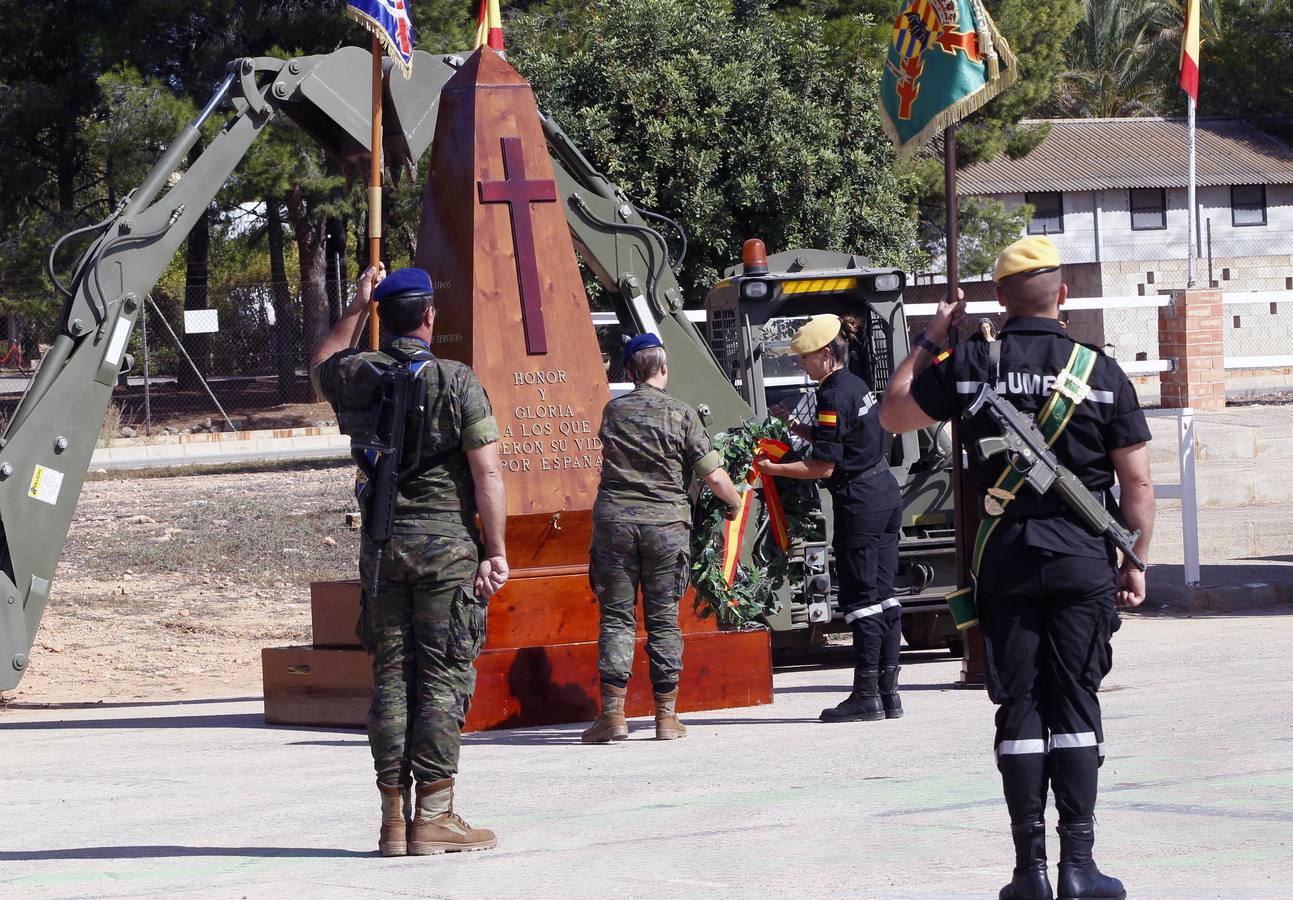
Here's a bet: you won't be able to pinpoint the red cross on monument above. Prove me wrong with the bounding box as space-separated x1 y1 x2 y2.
478 137 557 354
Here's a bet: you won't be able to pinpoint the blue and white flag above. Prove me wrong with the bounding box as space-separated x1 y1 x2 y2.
346 0 415 77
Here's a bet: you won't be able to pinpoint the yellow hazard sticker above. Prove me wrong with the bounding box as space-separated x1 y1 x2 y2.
28 465 65 506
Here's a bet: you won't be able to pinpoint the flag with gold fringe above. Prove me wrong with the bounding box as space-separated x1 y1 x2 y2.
475 0 505 52
346 0 415 78
879 0 1017 159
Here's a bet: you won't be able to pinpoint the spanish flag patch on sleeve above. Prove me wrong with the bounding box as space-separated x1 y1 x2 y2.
934 348 953 365
817 411 839 426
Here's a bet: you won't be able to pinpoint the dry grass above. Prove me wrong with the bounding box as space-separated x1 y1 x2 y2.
96 403 138 448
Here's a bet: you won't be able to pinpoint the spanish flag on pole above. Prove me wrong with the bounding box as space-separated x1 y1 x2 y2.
1180 0 1200 101
476 0 505 53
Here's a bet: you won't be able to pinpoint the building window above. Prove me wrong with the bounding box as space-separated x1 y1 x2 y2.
1130 188 1167 231
1232 184 1267 227
1026 191 1064 235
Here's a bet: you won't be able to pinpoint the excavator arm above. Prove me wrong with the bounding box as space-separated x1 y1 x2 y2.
0 46 753 691
539 112 752 435
0 48 452 691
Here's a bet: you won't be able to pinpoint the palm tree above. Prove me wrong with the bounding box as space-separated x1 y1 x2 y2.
1050 0 1220 118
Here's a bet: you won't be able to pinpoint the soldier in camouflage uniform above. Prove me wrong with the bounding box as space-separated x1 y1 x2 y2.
312 265 508 857
582 333 743 743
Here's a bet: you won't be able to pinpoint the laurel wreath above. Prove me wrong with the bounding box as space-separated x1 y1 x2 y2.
690 418 819 626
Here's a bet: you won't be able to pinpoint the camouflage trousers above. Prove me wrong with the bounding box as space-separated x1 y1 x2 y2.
588 520 690 691
358 530 485 787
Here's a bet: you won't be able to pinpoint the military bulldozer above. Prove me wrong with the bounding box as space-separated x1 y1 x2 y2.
699 248 959 653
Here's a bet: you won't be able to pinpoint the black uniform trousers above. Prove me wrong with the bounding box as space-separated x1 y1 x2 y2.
978 547 1118 826
834 505 902 668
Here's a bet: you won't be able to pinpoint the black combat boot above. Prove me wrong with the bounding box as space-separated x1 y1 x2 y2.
878 664 903 718
820 667 884 722
1056 821 1126 900
999 820 1053 900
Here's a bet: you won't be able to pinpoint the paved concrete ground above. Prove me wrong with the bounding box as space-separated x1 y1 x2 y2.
3 609 1290 900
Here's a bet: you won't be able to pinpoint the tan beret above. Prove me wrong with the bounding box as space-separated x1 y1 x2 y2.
994 236 1062 283
790 314 842 355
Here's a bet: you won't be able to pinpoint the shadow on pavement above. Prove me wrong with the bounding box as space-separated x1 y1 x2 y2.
0 713 352 732
0 845 370 861
774 646 958 673
463 727 588 746
773 682 960 694
4 696 263 711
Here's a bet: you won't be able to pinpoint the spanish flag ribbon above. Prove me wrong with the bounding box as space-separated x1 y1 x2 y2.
475 0 505 52
719 438 793 586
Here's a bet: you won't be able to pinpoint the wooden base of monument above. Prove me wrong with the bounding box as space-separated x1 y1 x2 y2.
263 574 773 731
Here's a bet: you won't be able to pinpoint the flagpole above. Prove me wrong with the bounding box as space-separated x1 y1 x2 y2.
944 124 984 687
1187 94 1198 288
368 35 384 349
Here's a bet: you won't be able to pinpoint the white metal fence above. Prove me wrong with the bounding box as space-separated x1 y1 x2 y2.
597 301 1202 586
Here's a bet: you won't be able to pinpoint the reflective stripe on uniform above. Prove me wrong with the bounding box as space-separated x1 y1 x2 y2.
996 739 1046 757
956 380 1114 404
844 596 901 622
1050 732 1099 750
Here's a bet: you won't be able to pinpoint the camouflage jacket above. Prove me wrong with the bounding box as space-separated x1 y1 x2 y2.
312 336 499 538
594 384 722 524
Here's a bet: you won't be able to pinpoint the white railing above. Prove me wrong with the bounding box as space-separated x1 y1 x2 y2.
595 288 1293 382
1112 407 1200 587
596 296 1178 378
599 302 1200 585
1222 290 1293 370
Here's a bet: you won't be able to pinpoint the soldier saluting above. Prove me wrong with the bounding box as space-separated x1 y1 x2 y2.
312 265 507 857
880 236 1155 900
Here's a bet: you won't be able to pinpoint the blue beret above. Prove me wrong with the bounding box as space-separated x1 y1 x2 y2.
622 332 664 365
374 267 434 302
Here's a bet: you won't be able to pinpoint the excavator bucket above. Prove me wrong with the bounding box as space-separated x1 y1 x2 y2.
284 47 458 181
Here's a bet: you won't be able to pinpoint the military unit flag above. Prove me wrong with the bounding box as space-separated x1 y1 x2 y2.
476 0 505 52
1181 0 1200 101
346 0 415 77
879 0 1017 159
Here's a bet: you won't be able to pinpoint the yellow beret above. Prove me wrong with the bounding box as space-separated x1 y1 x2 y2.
993 236 1062 283
790 314 842 355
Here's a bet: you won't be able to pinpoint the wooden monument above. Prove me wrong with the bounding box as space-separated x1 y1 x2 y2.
262 49 772 731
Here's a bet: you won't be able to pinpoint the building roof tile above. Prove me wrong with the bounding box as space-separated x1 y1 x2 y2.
959 118 1293 195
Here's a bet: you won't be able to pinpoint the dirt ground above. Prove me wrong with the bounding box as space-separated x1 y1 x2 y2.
1 462 361 709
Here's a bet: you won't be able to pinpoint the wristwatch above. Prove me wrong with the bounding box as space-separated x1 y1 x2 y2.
913 334 943 355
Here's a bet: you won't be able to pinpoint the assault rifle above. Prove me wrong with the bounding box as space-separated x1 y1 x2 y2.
337 352 430 600
964 384 1147 571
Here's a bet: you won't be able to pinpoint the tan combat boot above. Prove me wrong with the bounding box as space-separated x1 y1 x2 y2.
581 683 629 743
377 782 410 857
654 688 688 740
408 778 497 855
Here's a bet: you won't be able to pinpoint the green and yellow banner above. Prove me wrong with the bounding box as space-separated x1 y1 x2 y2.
879 0 1017 159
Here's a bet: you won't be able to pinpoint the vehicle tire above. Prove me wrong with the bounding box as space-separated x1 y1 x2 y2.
900 611 942 651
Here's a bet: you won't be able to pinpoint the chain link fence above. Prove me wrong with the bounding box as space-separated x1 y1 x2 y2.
0 282 336 439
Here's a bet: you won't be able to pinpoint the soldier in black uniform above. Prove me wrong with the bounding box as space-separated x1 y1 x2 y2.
759 314 905 723
879 237 1155 900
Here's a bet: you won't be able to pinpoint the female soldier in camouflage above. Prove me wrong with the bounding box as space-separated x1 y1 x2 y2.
581 334 743 742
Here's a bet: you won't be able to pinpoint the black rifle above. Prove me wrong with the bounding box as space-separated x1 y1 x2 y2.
964 384 1146 571
337 351 430 601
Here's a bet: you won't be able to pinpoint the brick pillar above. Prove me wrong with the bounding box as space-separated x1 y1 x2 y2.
1158 289 1226 410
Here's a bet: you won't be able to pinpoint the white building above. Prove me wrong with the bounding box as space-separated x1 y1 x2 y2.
957 117 1293 392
